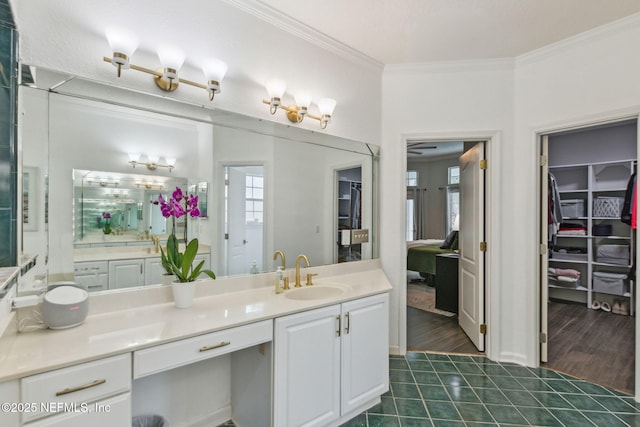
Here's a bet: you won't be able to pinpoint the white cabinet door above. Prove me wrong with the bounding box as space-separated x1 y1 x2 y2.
108 259 144 289
341 293 389 415
74 261 108 292
26 393 131 427
144 257 164 285
274 305 341 427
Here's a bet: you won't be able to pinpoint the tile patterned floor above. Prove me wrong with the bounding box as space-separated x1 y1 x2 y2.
340 352 640 427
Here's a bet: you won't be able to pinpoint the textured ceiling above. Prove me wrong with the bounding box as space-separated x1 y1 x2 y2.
258 0 640 64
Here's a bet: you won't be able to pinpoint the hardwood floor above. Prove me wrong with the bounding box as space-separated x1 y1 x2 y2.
544 300 635 394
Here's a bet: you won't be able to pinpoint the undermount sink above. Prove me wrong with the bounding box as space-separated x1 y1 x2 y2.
285 283 349 300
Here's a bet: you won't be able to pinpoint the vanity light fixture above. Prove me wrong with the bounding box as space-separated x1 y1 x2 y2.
262 79 336 129
104 27 227 101
128 153 176 172
136 182 164 190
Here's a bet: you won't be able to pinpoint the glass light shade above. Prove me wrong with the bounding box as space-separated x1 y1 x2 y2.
294 92 312 108
147 154 160 163
266 79 286 99
106 27 139 57
156 44 185 80
202 58 228 82
128 153 141 162
317 98 337 116
165 157 177 167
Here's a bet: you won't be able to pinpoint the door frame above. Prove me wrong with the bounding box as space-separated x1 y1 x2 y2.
333 161 367 264
399 130 502 360
534 110 640 398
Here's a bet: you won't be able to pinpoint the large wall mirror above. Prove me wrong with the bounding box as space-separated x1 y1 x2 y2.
18 66 379 295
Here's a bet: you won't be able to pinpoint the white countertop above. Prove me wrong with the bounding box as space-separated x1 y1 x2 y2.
0 260 391 381
73 244 211 262
0 267 19 294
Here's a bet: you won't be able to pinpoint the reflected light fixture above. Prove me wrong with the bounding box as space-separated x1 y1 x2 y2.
263 79 336 129
104 27 227 101
129 153 176 172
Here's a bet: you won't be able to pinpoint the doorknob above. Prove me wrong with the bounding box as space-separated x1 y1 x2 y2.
243 239 248 244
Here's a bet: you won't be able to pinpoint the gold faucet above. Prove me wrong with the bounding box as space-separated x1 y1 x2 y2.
151 236 160 253
273 250 285 269
295 254 310 288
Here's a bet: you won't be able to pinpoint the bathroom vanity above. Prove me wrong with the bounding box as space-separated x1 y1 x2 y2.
0 260 390 427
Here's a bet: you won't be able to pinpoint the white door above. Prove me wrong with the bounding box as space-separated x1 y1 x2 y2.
341 294 389 415
458 142 486 351
540 135 549 362
225 166 264 275
274 305 341 427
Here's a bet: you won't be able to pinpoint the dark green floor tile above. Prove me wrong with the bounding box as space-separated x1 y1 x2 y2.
614 412 640 426
400 416 433 427
454 402 495 423
448 355 474 362
582 410 627 427
502 365 536 378
455 362 484 374
413 370 441 385
367 413 401 427
517 407 562 426
391 382 421 399
474 388 509 405
530 391 572 409
390 369 415 383
383 388 393 397
340 413 368 427
426 400 462 420
485 404 528 425
592 395 637 413
463 374 497 388
481 364 510 376
465 423 498 426
571 380 615 396
503 390 541 407
390 359 410 370
408 360 434 372
395 398 428 418
369 396 397 415
544 379 582 394
405 352 428 361
550 409 596 427
419 384 450 400
446 386 480 403
529 367 564 379
469 355 492 363
438 373 468 387
431 361 458 373
430 420 465 427
491 376 525 391
426 353 451 361
562 393 606 411
621 397 640 411
516 377 553 392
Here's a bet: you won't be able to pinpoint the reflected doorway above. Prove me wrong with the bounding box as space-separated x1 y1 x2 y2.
224 165 264 275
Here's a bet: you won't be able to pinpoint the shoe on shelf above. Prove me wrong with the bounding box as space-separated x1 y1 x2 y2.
591 300 601 310
601 301 612 312
618 299 630 316
612 299 622 315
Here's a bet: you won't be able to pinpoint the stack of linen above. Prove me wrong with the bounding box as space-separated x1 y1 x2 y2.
548 267 582 288
557 222 587 236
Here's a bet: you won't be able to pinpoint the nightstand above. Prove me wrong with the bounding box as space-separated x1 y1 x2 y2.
435 253 459 314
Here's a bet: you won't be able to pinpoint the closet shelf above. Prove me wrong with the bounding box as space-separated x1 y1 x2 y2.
549 259 588 265
548 283 588 292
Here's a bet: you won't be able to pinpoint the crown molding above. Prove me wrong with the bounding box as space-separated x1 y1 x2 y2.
516 11 640 66
221 0 383 71
384 58 515 75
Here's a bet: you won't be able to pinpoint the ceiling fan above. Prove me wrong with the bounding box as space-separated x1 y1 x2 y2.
407 142 437 155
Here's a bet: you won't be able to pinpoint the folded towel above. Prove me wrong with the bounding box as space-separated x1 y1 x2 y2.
553 268 581 278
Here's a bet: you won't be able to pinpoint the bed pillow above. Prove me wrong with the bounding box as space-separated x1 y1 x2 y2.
440 230 458 249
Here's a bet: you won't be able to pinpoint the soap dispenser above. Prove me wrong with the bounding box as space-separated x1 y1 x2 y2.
250 260 259 274
275 266 284 294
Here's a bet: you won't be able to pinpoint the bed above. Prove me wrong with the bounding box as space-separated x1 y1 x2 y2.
407 232 458 279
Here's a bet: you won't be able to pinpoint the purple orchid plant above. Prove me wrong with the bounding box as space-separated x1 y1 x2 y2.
154 187 215 283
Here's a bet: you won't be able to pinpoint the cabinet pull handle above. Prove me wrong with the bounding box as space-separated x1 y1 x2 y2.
336 315 341 337
199 341 231 352
345 312 350 334
55 379 106 396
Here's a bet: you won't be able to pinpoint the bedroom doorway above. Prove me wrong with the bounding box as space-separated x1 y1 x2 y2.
405 140 485 354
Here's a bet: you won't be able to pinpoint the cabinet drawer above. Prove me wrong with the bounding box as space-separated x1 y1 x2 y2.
25 392 131 427
74 261 108 275
133 319 272 379
21 354 131 423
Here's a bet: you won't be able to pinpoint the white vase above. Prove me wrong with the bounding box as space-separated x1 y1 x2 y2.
103 234 111 241
161 274 177 286
172 281 197 308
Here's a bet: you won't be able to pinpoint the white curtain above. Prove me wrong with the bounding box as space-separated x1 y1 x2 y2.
407 187 428 240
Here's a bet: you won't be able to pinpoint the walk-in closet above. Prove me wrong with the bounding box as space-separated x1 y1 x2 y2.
543 119 637 393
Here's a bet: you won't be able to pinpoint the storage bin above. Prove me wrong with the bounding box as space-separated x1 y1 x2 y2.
560 199 585 218
593 196 623 218
551 249 588 262
593 271 627 295
592 224 613 236
596 244 629 265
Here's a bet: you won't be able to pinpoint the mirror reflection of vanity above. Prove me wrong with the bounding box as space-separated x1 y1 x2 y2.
18 66 379 295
